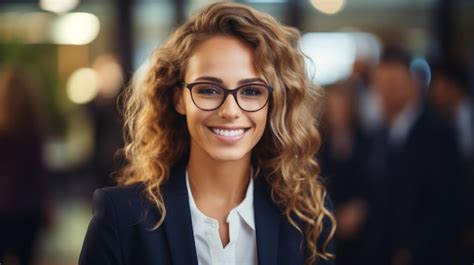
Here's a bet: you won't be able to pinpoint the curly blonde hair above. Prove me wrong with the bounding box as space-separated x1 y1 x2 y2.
117 2 336 264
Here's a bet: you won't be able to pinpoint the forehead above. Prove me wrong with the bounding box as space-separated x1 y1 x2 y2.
375 62 410 76
184 35 260 84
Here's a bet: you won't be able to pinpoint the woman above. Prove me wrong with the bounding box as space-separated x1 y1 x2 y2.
0 67 48 265
80 2 336 265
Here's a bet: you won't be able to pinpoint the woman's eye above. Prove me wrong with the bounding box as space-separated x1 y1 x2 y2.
196 87 221 95
241 87 261 96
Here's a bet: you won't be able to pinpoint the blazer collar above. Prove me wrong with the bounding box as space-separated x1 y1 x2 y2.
161 157 281 265
161 158 199 265
254 175 281 265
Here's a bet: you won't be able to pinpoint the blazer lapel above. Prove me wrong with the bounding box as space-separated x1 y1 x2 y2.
162 158 198 265
254 176 281 265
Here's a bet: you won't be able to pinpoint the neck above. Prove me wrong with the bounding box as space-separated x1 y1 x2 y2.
187 145 251 211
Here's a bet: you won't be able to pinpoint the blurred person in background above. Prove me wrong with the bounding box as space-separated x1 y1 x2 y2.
430 62 473 163
361 46 462 265
349 58 381 138
0 67 51 265
429 62 474 263
319 82 370 265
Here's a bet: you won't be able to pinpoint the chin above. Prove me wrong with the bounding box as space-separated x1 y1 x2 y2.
206 148 251 162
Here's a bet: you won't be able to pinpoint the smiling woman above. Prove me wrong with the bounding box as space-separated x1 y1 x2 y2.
79 2 336 265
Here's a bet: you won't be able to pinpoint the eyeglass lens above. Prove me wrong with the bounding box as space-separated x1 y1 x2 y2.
190 83 270 111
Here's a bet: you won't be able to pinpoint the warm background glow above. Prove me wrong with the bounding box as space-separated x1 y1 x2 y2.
310 0 346 15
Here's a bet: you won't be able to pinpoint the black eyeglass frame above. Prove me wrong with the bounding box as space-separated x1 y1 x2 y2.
181 81 273 112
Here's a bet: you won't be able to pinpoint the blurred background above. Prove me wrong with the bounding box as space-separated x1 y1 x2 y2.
0 0 472 265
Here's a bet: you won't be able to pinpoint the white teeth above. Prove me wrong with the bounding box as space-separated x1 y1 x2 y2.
211 128 245 137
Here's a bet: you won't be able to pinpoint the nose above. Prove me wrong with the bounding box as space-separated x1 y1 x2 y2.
217 94 241 120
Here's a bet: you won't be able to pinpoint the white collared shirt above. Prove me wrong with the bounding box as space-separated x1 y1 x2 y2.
388 101 421 146
186 170 258 265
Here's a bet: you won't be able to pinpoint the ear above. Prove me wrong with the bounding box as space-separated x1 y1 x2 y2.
173 88 186 115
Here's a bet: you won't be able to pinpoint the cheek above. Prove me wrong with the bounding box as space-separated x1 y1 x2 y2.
253 110 269 135
186 111 209 132
183 98 209 133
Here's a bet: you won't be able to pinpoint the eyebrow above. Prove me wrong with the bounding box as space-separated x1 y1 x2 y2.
193 76 267 85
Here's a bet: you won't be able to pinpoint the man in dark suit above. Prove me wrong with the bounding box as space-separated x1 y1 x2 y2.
360 47 462 265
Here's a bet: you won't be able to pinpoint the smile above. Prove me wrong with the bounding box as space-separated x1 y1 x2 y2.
211 128 245 137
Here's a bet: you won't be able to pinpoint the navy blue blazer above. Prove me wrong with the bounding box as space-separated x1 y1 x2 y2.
79 159 335 265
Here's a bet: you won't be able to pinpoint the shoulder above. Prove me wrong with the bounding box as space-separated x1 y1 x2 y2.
90 183 153 224
413 107 459 152
95 183 146 203
80 183 159 264
416 107 454 135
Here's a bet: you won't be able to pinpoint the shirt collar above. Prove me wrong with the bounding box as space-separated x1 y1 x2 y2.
185 168 255 231
388 100 421 146
233 169 255 230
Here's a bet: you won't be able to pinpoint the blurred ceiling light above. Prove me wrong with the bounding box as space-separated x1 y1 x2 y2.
67 68 99 104
310 0 345 15
51 12 100 45
39 0 80 13
246 0 287 3
300 32 380 86
301 32 356 85
92 54 124 99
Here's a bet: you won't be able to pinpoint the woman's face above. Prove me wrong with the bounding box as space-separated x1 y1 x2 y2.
176 35 269 162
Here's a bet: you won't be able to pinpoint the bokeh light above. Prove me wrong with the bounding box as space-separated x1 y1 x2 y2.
92 54 124 99
39 0 80 13
301 32 355 85
66 68 99 104
50 12 100 45
301 32 381 86
310 0 345 15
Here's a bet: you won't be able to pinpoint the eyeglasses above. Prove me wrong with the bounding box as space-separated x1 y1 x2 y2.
182 81 273 112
